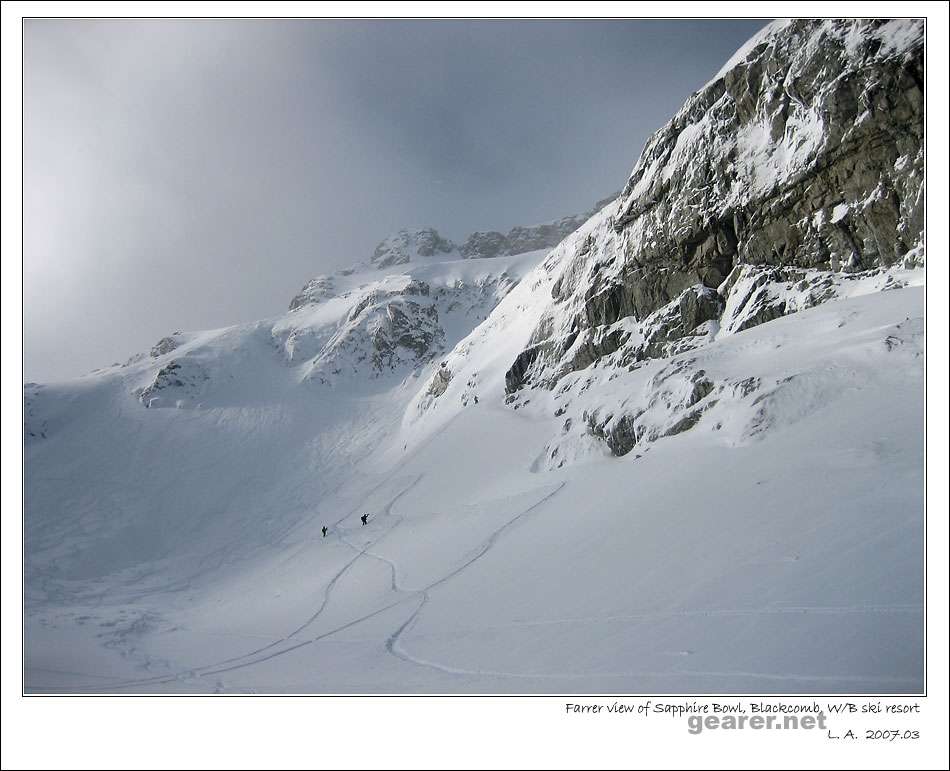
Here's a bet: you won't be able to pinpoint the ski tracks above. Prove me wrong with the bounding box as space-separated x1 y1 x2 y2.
31 475 566 692
384 480 567 674
30 473 425 692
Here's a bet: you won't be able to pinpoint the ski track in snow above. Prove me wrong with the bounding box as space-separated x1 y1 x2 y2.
385 481 566 672
27 475 423 691
381 496 921 687
382 606 922 684
28 407 470 692
29 476 566 692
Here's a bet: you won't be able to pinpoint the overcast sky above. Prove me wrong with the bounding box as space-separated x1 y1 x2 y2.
24 18 767 382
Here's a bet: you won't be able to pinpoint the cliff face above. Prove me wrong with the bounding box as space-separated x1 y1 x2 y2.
616 19 923 269
503 19 923 397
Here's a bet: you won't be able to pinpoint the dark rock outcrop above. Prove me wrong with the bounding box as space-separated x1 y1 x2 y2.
371 228 456 269
459 195 618 260
149 335 181 358
505 19 923 395
289 276 335 310
137 360 209 407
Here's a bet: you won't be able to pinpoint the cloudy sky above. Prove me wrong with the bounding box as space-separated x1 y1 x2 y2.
24 18 767 381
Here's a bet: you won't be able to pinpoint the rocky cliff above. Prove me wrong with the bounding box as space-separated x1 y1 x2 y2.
407 19 924 466
501 18 923 398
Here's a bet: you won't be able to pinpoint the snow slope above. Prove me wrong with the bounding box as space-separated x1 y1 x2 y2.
25 281 923 693
24 18 924 693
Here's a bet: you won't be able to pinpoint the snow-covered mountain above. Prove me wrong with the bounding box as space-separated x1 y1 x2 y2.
25 18 924 694
408 16 923 474
345 194 620 272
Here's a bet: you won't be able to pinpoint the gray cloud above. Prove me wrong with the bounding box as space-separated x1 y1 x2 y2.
24 18 767 381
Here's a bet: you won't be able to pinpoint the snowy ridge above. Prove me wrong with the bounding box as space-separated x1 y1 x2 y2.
311 193 620 275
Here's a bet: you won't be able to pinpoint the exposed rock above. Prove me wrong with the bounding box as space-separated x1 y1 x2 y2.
614 20 923 274
149 335 181 358
371 228 455 269
459 196 617 260
718 264 856 334
505 344 544 394
505 19 923 397
372 301 442 368
289 276 335 310
554 324 632 382
426 363 453 398
638 285 723 359
137 360 209 408
273 265 531 390
459 230 509 260
305 291 445 383
506 284 722 391
578 360 719 457
403 279 430 296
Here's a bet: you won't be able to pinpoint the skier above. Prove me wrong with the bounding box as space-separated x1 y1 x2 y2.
321 526 328 538
360 513 369 526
